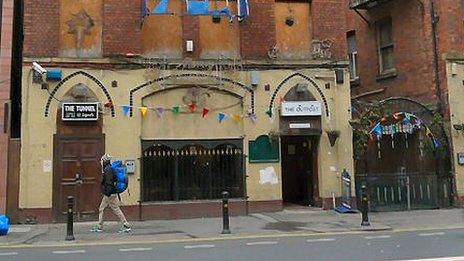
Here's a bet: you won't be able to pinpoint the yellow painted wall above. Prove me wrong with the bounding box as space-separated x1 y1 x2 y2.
20 66 353 208
446 60 464 198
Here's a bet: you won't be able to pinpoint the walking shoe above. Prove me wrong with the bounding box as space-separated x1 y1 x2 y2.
118 224 132 233
90 225 103 233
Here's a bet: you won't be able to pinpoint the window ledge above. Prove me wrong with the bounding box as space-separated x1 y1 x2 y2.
376 69 397 82
350 78 361 87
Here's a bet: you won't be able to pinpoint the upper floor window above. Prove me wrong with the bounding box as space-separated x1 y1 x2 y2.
347 32 358 80
377 18 395 74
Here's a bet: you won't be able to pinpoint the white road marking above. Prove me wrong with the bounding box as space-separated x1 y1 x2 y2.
52 250 86 254
184 244 216 249
246 241 278 246
395 256 464 261
419 232 445 237
364 235 391 239
119 247 153 252
0 252 18 256
306 238 336 243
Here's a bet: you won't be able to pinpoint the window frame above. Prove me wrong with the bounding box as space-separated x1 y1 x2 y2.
377 17 395 74
347 32 359 80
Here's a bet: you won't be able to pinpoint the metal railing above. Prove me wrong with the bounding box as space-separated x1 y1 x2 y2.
355 172 453 212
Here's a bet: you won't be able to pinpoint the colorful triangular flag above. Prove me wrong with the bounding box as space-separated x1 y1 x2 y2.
249 113 257 124
233 114 243 123
172 106 180 115
189 103 197 113
139 107 148 117
218 112 228 123
155 107 165 118
202 107 210 118
266 109 273 118
122 106 130 116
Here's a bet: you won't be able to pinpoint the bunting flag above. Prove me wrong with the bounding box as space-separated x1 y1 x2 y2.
104 101 114 108
141 0 150 27
279 96 285 105
249 113 257 124
122 106 130 116
218 112 227 123
233 114 243 123
140 107 148 117
202 107 210 118
155 106 165 118
266 109 273 118
172 106 180 115
189 103 197 113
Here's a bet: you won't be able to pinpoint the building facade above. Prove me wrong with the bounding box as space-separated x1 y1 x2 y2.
346 0 463 211
18 0 354 223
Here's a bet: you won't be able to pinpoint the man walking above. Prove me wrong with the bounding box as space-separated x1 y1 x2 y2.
91 154 131 233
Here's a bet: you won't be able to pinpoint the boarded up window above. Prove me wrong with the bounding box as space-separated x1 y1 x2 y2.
141 0 183 58
275 2 311 59
59 0 103 58
199 1 240 59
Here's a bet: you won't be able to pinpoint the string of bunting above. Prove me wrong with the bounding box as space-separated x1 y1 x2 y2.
104 102 258 124
368 112 441 157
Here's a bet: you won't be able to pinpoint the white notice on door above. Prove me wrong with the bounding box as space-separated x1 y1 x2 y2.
289 123 311 129
43 160 52 173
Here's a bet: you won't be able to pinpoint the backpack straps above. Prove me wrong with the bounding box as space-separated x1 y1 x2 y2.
118 193 121 202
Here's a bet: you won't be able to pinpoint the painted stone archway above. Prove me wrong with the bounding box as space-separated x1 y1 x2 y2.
351 97 453 211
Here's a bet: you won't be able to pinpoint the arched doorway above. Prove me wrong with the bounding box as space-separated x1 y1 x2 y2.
352 98 453 211
52 83 105 221
280 83 321 207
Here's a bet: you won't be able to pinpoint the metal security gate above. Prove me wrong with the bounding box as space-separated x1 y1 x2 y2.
141 139 245 202
355 172 453 212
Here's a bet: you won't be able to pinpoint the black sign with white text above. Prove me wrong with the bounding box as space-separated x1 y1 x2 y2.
62 103 99 121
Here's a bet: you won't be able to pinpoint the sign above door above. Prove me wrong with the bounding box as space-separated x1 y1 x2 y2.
62 102 99 121
281 101 322 116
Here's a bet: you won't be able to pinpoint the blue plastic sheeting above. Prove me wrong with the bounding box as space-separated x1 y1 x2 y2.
210 7 233 18
187 0 210 15
153 0 169 14
0 215 10 236
334 205 358 214
238 0 249 20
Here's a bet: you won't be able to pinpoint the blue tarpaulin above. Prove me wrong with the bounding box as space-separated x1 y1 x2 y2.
238 0 249 20
153 0 169 14
186 0 210 15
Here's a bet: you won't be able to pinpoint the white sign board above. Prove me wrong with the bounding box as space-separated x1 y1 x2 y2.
281 101 322 116
289 123 311 129
43 160 52 173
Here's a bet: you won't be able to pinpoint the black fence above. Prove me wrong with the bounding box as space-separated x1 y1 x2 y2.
142 140 245 202
355 172 453 212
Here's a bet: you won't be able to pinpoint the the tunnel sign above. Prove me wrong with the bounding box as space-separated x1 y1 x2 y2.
62 102 99 121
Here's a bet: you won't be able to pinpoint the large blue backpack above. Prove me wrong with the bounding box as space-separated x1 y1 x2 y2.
0 215 10 236
111 160 128 194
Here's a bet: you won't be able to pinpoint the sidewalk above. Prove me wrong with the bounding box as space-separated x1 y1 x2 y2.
0 208 463 247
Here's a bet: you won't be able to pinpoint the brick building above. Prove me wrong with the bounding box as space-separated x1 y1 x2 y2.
15 0 355 223
1 0 22 218
345 0 463 211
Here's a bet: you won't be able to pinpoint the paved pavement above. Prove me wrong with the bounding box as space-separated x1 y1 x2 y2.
0 208 463 248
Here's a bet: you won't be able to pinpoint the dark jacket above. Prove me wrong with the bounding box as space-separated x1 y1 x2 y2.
101 162 116 196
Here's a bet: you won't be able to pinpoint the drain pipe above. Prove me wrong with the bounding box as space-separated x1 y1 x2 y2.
430 0 457 205
430 0 443 116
